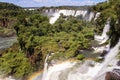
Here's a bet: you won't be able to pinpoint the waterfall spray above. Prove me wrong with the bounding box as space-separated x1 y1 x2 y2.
49 9 95 24
42 54 50 80
95 18 111 44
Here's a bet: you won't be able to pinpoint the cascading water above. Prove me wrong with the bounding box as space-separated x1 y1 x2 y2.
93 40 120 80
42 54 50 80
94 12 101 21
75 10 87 17
88 12 95 21
42 62 76 80
30 9 119 80
95 19 111 44
38 37 120 80
49 9 96 24
92 43 110 53
32 18 120 80
49 11 60 24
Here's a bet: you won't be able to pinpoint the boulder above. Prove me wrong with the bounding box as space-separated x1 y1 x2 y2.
100 50 108 57
117 60 120 66
105 69 120 80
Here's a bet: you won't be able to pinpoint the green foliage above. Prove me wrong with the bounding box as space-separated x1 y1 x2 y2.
95 57 103 63
0 9 95 78
1 1 120 79
0 52 32 78
76 54 85 60
93 0 120 47
0 2 22 10
92 2 109 12
117 52 120 59
13 14 95 62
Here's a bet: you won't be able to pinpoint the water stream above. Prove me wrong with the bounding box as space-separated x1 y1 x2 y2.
42 54 50 80
94 19 111 44
32 18 120 80
0 36 16 49
49 10 98 24
0 36 16 80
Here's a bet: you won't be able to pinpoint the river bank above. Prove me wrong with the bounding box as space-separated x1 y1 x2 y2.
0 36 17 50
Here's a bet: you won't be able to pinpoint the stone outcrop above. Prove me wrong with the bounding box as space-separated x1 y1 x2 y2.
105 69 120 80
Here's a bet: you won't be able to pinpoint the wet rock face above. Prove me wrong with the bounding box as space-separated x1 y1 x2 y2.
100 50 108 57
105 69 120 80
117 60 120 66
105 72 112 80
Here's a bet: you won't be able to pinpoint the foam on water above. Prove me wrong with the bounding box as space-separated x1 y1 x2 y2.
94 12 101 21
42 62 76 80
95 19 111 44
49 9 96 24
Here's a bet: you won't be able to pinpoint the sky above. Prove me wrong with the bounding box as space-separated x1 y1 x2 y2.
0 0 106 7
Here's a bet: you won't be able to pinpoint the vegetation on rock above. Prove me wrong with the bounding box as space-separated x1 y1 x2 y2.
92 0 120 47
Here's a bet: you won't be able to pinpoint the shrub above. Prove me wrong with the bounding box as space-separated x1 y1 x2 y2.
76 54 85 60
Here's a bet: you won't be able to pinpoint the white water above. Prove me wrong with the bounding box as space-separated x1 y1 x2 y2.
95 19 111 44
92 43 110 53
88 12 95 21
49 11 60 24
42 54 50 80
75 10 88 18
42 62 76 80
67 41 119 80
39 39 120 80
0 76 15 80
36 17 120 80
94 12 100 21
49 9 96 24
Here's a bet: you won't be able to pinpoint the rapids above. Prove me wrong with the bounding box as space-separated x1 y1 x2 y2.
94 18 111 44
49 9 100 24
31 17 120 80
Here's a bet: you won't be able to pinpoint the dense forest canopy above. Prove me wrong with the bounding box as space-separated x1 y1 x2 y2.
0 2 95 79
0 2 40 37
0 2 22 10
0 0 120 79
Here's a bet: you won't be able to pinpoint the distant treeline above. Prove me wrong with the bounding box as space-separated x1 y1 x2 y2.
0 2 22 10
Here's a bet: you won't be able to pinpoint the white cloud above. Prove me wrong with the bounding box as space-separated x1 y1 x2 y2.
33 0 95 6
33 0 60 2
33 0 42 2
14 0 106 7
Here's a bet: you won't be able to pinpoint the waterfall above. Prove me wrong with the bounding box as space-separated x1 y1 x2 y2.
49 9 95 24
94 12 100 21
88 12 95 21
37 19 119 80
30 11 119 80
42 54 50 80
95 19 111 44
42 62 76 80
75 10 88 17
40 40 120 80
92 43 110 53
49 11 60 24
93 39 120 80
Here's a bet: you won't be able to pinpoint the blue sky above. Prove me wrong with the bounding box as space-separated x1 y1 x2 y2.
0 0 106 7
